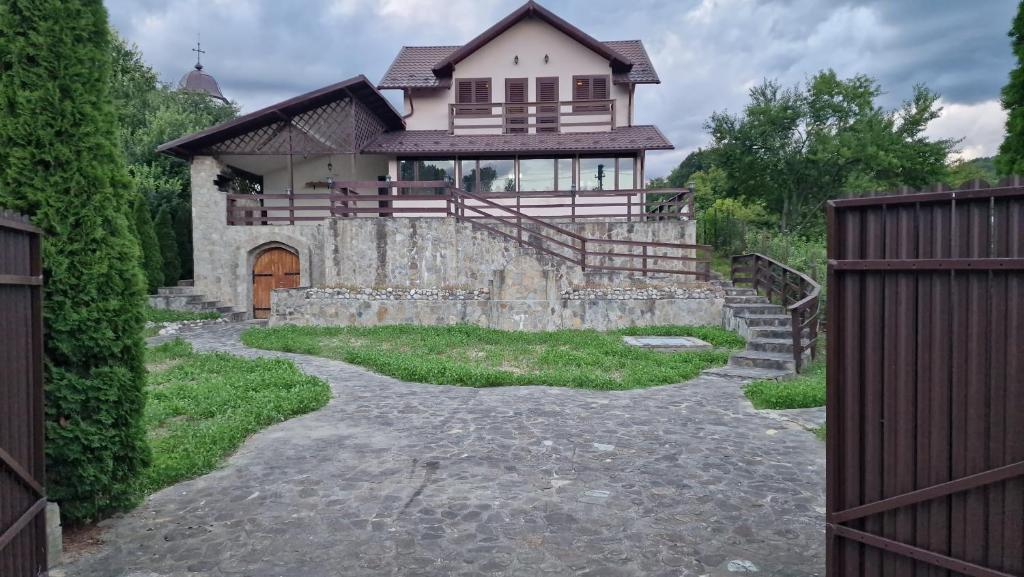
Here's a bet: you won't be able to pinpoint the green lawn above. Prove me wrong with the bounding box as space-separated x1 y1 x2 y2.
743 359 826 409
134 340 330 499
241 324 744 390
145 305 220 323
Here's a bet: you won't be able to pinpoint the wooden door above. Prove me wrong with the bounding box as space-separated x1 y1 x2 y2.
252 248 299 319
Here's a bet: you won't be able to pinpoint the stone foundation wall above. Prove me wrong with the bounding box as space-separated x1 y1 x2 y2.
190 154 719 330
271 284 725 331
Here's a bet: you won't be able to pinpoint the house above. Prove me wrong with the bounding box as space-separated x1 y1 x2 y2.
155 0 716 328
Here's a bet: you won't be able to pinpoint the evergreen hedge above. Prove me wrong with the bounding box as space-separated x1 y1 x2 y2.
155 207 180 285
0 0 150 522
133 195 163 293
998 2 1024 176
173 202 193 281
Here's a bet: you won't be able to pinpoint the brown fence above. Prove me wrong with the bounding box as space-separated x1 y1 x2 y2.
825 180 1024 577
0 210 47 577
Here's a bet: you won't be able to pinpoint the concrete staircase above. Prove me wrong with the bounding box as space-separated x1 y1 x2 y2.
148 280 248 322
705 282 809 381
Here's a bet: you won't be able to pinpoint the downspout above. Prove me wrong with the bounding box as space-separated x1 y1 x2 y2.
628 84 634 127
402 88 415 120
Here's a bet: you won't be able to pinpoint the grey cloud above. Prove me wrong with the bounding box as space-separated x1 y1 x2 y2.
104 0 1015 177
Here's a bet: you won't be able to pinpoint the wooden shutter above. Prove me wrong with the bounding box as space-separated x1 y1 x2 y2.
505 78 527 134
592 76 609 101
573 75 610 113
573 77 591 102
456 78 491 116
536 77 559 133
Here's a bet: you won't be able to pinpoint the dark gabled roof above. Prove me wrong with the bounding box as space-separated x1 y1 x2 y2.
603 40 660 84
157 75 404 159
378 2 660 90
361 126 673 155
432 1 631 76
379 46 461 89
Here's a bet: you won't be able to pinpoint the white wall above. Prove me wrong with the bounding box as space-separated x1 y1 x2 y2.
404 18 631 132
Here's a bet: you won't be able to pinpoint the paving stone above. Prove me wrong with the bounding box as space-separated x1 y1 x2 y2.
66 322 827 577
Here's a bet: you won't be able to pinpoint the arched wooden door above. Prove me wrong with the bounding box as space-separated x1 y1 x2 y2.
252 248 299 319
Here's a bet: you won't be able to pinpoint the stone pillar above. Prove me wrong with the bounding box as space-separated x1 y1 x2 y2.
46 502 62 568
190 155 228 302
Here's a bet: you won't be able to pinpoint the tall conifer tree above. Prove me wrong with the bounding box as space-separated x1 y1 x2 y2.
0 0 149 521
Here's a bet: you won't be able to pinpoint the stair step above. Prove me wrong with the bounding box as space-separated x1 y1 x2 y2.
729 303 786 315
215 305 237 313
703 365 793 381
749 327 807 340
729 350 796 372
724 287 756 296
748 337 810 354
736 314 792 328
225 310 248 322
156 286 194 296
725 295 770 304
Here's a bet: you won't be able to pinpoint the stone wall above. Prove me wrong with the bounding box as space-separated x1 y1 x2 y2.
192 154 721 329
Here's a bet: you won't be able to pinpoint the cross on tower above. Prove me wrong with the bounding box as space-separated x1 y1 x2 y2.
192 35 206 69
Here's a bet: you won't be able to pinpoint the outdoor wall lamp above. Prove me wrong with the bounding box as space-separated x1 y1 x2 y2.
544 54 549 63
514 55 519 64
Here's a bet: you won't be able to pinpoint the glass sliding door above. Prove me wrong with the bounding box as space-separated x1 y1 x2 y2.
557 158 574 191
476 158 515 193
579 157 615 191
618 157 635 190
518 158 556 192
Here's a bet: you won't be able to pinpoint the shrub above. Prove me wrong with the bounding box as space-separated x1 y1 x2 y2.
0 0 149 523
155 207 180 285
133 195 163 293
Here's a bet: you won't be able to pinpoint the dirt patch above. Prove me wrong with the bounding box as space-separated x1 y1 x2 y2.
145 358 184 374
62 523 106 563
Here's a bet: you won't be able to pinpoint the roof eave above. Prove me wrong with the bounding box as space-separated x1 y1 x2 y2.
430 1 633 77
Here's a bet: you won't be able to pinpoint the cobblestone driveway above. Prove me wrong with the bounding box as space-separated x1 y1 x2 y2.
62 323 825 577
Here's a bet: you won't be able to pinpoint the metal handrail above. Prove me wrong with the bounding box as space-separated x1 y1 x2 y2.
730 253 821 372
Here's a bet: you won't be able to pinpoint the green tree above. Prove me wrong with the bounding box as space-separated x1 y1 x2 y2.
0 0 149 522
946 157 998 186
706 70 956 232
173 202 193 281
997 1 1024 176
133 194 163 292
155 207 180 285
665 148 715 188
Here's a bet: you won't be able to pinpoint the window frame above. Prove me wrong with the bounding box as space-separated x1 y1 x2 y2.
572 75 611 113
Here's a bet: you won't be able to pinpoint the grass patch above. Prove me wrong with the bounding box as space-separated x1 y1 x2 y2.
241 324 743 390
145 305 220 323
134 340 330 499
813 425 826 441
710 255 733 278
743 359 826 409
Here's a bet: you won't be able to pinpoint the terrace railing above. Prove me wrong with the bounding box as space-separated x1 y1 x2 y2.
226 181 710 279
731 253 821 372
448 100 615 134
226 182 695 225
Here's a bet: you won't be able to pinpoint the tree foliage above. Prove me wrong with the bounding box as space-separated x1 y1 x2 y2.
706 70 956 232
133 193 163 292
109 32 237 282
155 207 180 285
998 1 1024 176
0 0 149 522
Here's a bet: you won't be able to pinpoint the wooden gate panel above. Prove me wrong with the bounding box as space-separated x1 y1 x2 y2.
252 248 300 319
826 181 1024 577
0 212 46 577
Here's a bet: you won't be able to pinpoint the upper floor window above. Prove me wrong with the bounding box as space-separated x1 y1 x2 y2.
455 78 492 116
572 75 610 113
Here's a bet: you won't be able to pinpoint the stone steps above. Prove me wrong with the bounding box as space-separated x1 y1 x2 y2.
748 337 809 355
149 285 247 322
724 294 769 305
703 365 793 381
738 314 792 328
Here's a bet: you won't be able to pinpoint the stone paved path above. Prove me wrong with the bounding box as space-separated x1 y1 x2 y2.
62 323 825 577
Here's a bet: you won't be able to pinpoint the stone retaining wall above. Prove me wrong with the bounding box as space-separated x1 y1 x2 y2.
271 283 725 331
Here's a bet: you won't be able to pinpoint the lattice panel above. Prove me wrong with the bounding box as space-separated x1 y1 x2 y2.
203 97 358 155
353 97 389 150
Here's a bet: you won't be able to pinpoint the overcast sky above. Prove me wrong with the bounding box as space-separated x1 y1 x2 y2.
104 0 1017 178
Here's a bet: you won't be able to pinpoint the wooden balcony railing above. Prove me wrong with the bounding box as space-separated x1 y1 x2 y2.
226 182 695 225
448 99 615 134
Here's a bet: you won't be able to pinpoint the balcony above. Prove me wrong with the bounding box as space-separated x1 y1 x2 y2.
448 100 615 135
